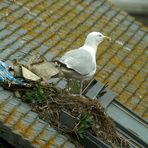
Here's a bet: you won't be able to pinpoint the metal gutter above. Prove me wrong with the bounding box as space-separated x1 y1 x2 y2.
83 79 148 147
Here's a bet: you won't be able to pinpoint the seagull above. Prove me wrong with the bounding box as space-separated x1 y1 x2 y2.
55 32 111 95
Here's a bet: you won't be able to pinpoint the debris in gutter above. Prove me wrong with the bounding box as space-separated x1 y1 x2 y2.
28 61 59 82
0 60 22 85
19 83 129 147
0 54 129 147
59 110 79 132
26 52 59 82
21 66 41 81
59 111 110 148
0 52 59 89
97 82 108 98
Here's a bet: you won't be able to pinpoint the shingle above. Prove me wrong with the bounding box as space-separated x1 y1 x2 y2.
0 22 9 30
0 29 12 39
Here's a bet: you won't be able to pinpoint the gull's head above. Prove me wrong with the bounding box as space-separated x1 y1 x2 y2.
85 32 111 47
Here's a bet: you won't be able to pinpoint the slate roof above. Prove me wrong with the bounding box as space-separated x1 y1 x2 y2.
0 89 75 147
0 0 147 136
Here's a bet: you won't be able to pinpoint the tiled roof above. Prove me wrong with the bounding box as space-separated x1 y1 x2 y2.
0 0 147 122
0 88 76 147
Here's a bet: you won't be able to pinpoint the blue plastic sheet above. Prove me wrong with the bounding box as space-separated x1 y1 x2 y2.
0 61 22 84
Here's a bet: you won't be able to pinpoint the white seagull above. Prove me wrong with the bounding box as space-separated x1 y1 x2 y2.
55 32 111 95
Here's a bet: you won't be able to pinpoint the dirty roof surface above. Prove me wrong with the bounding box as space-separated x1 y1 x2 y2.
0 0 147 120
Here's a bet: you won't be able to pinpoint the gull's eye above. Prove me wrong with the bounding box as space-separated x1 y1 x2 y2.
98 34 102 37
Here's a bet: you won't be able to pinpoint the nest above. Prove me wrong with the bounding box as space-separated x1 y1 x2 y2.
17 83 129 147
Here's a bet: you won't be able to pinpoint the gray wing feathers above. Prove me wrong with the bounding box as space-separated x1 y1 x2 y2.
59 49 95 75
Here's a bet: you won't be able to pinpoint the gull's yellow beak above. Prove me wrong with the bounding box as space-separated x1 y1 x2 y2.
103 36 111 41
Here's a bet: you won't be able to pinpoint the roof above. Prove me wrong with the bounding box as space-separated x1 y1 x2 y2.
0 0 147 123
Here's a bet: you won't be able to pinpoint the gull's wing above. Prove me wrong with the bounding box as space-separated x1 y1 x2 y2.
59 49 95 76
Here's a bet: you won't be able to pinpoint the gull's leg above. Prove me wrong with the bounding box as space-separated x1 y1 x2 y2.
80 80 83 96
67 79 70 91
66 79 71 94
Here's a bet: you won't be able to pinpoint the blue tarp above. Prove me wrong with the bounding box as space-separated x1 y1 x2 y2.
0 61 22 84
